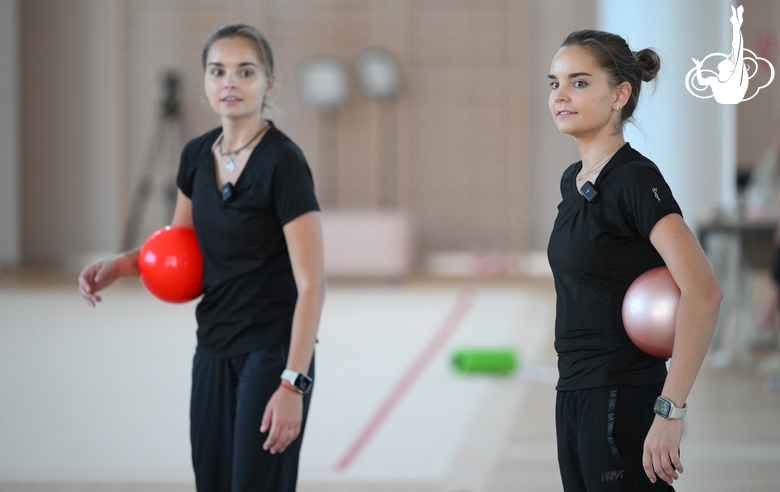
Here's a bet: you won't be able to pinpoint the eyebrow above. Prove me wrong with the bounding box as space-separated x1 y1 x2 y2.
206 61 260 68
548 72 593 79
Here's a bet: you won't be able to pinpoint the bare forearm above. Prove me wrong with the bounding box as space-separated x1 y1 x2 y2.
286 282 326 374
662 288 722 407
116 249 141 277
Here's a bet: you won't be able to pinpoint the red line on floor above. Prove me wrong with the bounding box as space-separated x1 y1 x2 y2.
333 289 475 473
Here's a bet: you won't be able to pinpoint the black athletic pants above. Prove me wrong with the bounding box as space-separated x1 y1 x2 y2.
556 384 675 492
190 345 314 492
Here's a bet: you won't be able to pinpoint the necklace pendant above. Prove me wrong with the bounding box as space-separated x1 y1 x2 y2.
226 158 236 172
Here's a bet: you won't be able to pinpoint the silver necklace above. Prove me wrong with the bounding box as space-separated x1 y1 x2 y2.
578 147 619 179
219 125 267 172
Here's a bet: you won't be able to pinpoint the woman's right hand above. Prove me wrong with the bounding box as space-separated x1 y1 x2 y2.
78 252 138 307
78 258 120 307
79 190 192 307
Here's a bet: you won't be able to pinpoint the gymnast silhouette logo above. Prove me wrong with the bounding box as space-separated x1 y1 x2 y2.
685 5 774 104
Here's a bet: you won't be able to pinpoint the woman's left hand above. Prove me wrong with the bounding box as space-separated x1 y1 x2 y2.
642 416 684 485
260 386 303 454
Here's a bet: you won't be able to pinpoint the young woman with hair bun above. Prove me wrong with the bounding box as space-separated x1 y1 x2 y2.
546 29 721 491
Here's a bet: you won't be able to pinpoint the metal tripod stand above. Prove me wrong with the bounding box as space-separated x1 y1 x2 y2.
122 71 187 251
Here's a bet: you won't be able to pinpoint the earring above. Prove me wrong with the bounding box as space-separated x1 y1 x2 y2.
615 106 620 112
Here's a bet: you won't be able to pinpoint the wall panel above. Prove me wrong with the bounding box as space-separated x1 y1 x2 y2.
406 1 526 252
20 0 119 266
21 0 529 261
0 0 20 267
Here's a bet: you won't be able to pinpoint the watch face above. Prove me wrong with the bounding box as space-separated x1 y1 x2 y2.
654 397 671 418
295 374 313 394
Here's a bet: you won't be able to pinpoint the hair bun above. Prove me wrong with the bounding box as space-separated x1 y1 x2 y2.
635 48 661 82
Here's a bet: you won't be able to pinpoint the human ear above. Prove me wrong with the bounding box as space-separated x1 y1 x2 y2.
615 81 632 108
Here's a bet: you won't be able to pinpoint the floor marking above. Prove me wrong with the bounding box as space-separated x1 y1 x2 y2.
333 289 475 472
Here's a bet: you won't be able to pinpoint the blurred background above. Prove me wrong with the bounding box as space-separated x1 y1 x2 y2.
0 0 778 274
3 0 780 491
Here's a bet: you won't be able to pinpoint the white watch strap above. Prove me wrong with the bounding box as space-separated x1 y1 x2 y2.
281 369 299 385
668 401 687 419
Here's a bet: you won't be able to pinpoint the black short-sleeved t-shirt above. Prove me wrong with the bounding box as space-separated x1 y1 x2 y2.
547 143 682 391
176 122 320 357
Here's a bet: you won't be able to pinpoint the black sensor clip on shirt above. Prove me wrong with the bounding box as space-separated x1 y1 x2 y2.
221 183 234 202
580 181 599 203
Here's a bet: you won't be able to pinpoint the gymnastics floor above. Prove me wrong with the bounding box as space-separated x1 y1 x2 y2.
1 274 780 491
0 275 557 490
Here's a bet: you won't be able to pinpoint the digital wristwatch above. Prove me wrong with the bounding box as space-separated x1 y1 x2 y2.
281 369 313 395
653 396 687 419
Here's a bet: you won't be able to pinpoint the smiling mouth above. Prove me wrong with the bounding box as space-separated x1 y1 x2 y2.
222 97 242 103
557 110 577 116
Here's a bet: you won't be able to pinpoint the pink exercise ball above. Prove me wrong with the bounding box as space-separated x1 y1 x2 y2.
622 266 679 359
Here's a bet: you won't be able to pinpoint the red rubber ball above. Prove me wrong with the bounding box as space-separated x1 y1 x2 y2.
138 226 203 303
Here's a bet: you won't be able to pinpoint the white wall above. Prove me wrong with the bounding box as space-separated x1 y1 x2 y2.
0 0 20 268
599 0 738 224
